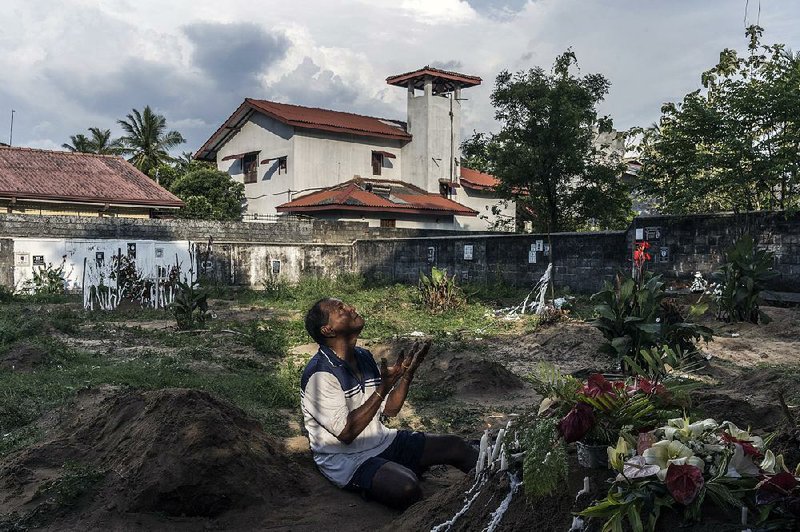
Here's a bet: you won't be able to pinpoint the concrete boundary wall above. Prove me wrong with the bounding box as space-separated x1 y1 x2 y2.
0 211 798 293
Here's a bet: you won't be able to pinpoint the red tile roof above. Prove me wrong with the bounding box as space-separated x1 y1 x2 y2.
276 178 477 217
195 99 410 161
460 167 500 191
386 66 482 90
0 147 184 208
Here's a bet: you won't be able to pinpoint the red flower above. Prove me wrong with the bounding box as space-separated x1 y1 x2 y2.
580 374 616 398
756 472 798 506
633 241 653 269
721 432 762 458
665 464 705 505
628 377 667 396
557 403 595 443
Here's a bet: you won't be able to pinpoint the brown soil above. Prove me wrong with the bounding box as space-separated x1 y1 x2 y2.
4 304 800 530
0 342 48 372
0 387 310 530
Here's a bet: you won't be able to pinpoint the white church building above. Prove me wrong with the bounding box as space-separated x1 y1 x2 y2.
195 66 515 231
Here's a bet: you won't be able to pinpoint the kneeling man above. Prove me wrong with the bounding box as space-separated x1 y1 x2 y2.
300 298 477 509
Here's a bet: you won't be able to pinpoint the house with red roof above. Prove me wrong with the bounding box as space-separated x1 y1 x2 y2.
196 66 515 231
0 146 183 218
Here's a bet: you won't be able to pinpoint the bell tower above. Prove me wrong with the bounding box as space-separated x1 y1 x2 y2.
386 67 481 195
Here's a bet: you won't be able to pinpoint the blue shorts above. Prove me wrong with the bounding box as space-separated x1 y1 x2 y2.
346 430 427 492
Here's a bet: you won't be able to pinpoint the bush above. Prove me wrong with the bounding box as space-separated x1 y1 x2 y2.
712 235 778 324
418 267 465 313
591 273 712 374
0 285 14 303
22 260 67 295
170 280 210 330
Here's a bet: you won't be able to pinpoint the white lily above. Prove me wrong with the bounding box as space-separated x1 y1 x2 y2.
726 443 760 478
722 421 764 450
617 456 661 481
760 450 777 475
662 417 718 441
643 440 705 480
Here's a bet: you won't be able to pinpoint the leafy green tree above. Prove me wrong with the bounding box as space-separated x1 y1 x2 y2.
466 51 630 232
170 167 245 221
118 106 186 176
63 128 123 155
636 26 800 214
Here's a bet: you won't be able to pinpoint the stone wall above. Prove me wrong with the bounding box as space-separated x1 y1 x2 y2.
1 211 798 293
355 231 627 294
631 211 800 292
0 214 485 244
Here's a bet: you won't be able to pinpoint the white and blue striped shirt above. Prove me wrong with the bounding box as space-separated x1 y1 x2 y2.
300 345 397 487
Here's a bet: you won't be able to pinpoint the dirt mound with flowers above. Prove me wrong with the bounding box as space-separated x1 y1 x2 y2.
0 387 309 529
384 454 610 532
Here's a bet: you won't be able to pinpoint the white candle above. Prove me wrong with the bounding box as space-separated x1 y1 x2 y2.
741 506 748 525
499 444 508 471
479 430 489 456
476 450 486 474
491 429 506 462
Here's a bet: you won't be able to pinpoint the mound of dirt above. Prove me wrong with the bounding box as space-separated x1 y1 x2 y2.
386 455 610 532
420 352 524 398
0 387 308 526
493 322 614 378
0 342 48 372
693 366 800 432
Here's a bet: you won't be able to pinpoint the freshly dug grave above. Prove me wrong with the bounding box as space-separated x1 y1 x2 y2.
492 322 615 379
0 387 308 528
385 454 610 532
418 352 525 399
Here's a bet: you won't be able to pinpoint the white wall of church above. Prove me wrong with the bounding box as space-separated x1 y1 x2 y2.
216 113 295 216
292 130 404 193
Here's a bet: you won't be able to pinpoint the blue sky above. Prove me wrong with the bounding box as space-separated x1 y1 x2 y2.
2 0 798 154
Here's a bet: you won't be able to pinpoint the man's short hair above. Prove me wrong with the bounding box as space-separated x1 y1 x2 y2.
305 298 332 344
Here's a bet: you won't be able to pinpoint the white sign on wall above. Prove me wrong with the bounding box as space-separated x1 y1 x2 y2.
635 228 644 240
15 253 30 266
528 250 537 264
463 244 473 261
535 240 544 252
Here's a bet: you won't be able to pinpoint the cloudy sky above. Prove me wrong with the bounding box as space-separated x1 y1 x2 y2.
2 0 799 154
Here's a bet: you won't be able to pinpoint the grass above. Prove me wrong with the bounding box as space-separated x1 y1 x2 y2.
0 275 550 455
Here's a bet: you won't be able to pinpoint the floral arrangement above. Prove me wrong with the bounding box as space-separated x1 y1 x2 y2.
530 369 690 446
581 415 800 530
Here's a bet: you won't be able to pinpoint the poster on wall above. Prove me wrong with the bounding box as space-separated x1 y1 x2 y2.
543 243 550 257
535 240 544 252
32 255 45 266
463 244 473 261
155 248 164 259
95 252 104 267
659 246 670 262
127 243 136 259
271 260 281 275
528 250 537 264
635 228 644 240
646 227 662 241
15 253 29 266
427 247 436 263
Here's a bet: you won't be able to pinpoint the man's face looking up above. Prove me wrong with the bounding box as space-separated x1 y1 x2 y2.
321 298 365 340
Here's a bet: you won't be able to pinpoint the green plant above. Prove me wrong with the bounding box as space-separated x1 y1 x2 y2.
418 267 465 313
260 274 293 300
23 260 67 295
514 416 569 498
591 273 712 374
712 235 778 324
170 280 209 330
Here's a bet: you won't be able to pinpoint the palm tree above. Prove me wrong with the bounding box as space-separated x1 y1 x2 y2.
62 134 94 153
118 106 186 177
87 127 123 155
63 128 124 155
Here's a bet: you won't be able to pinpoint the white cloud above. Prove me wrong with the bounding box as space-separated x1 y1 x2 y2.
2 0 800 154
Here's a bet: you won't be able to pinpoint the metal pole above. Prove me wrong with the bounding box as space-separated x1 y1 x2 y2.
9 110 15 146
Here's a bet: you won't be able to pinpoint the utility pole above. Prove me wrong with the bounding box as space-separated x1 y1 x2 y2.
9 109 15 146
